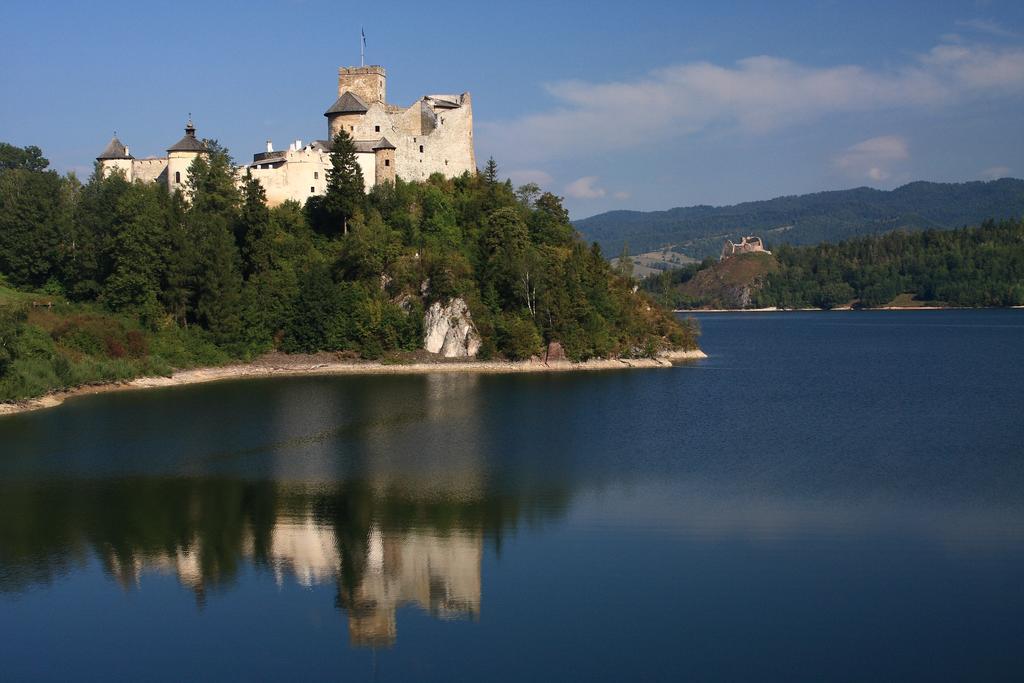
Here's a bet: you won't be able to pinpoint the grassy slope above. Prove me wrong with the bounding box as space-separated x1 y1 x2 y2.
0 284 230 403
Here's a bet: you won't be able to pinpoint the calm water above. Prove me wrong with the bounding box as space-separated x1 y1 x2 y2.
1 310 1023 681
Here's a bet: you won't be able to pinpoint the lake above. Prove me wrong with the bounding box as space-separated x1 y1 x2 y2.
1 310 1023 681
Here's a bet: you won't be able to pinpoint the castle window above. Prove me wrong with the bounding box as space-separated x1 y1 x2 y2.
375 125 380 132
314 171 318 180
310 186 315 193
384 159 390 167
419 145 424 153
175 171 180 184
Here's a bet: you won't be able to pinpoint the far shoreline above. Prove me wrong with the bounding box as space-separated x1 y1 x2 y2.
0 349 707 418
676 306 1024 313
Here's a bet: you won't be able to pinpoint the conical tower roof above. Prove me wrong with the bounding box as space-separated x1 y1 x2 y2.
167 117 207 153
324 91 369 116
97 136 133 160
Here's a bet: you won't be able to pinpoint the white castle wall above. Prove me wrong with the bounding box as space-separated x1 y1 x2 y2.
97 65 475 207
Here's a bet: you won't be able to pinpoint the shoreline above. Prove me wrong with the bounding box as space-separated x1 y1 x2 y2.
676 306 1024 313
0 349 706 418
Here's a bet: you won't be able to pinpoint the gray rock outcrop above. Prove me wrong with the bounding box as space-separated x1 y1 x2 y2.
423 298 481 357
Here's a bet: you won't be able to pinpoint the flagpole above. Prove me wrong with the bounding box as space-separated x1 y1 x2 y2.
360 27 365 67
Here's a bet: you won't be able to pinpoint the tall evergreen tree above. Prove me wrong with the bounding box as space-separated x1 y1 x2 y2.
321 130 364 237
184 146 244 345
236 171 271 278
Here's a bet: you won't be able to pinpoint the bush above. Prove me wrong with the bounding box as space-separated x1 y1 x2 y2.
498 314 543 360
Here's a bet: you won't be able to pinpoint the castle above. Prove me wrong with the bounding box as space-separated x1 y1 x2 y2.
721 235 770 260
97 65 476 205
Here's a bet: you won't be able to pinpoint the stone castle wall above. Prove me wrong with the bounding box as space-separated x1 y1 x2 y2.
338 65 386 103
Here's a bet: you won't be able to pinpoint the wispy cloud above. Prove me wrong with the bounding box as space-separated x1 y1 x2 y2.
506 169 553 186
564 176 607 199
479 39 1024 166
834 136 910 182
981 165 1011 179
955 18 1019 39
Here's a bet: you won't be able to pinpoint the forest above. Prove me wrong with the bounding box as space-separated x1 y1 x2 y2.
641 219 1024 310
0 138 695 402
576 179 1024 258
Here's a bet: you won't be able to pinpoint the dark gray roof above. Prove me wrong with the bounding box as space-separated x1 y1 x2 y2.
250 151 286 165
324 91 369 116
372 137 396 150
168 135 207 152
167 120 207 153
97 136 132 160
430 97 461 109
352 140 378 153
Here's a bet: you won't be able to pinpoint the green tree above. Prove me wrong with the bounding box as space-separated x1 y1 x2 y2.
0 143 49 172
314 130 364 237
101 182 168 322
184 147 244 345
236 171 271 278
0 167 70 288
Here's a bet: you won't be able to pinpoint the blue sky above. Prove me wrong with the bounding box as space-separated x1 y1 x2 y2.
2 0 1022 218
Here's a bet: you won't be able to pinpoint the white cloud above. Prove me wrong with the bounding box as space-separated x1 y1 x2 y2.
981 165 1011 179
506 169 553 186
565 176 607 199
834 135 910 182
479 39 1024 165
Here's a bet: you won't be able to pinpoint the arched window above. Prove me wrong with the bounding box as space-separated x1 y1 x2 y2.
175 171 181 184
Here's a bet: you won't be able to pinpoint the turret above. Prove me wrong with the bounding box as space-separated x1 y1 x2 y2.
166 117 207 193
97 135 134 180
373 137 396 185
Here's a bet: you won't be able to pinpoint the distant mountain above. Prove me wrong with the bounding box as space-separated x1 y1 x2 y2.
574 179 1024 259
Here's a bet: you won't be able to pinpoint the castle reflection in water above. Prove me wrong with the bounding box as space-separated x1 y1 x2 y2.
106 513 482 647
0 374 573 646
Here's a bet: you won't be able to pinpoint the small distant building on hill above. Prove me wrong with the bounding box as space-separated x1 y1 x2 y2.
721 235 770 260
96 64 475 206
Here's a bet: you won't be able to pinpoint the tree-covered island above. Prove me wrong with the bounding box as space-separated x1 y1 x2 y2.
0 138 698 403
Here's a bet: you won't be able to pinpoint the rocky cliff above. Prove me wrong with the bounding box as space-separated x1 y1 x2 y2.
423 298 482 358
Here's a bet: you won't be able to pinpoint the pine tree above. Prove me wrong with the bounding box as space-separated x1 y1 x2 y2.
322 130 364 236
236 171 271 278
183 145 244 345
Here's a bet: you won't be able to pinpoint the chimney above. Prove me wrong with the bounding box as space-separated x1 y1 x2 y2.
266 139 273 153
124 145 130 157
294 139 302 151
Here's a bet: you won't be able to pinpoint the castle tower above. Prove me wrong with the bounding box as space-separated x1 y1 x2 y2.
373 137 396 185
339 65 386 104
97 135 134 180
166 117 207 193
324 90 370 140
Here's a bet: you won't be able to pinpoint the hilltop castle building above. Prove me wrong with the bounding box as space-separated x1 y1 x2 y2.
97 65 476 205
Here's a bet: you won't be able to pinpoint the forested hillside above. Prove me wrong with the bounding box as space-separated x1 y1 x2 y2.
576 179 1024 258
642 219 1024 310
0 140 694 402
